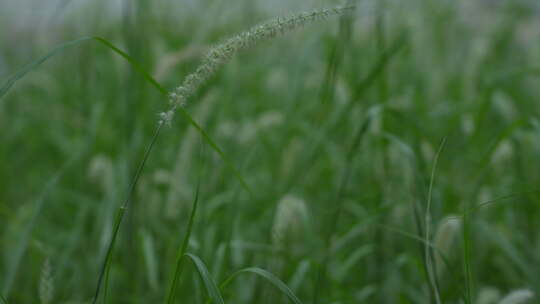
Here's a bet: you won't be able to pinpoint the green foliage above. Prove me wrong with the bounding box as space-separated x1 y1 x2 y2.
1 0 540 303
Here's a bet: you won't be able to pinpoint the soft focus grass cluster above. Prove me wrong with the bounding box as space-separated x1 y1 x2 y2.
1 0 540 303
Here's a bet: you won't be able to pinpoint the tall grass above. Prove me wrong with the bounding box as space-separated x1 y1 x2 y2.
1 0 540 303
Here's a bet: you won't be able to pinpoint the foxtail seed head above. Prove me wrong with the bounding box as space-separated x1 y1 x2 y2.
159 6 354 125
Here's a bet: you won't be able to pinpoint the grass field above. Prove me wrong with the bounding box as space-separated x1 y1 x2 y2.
1 0 540 303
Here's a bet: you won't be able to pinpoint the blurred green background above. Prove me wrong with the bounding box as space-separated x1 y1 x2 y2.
1 0 540 303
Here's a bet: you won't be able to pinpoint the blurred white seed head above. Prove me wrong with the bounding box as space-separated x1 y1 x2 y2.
39 258 54 304
152 169 171 185
434 215 461 274
499 289 534 304
239 111 284 143
272 195 309 245
477 286 501 304
159 6 354 125
493 90 517 121
491 140 514 164
461 113 475 135
88 154 114 194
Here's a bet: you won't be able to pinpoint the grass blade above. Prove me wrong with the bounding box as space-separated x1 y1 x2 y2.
313 109 373 303
166 182 201 304
91 124 162 304
0 293 8 304
220 267 303 304
0 37 92 99
424 138 446 304
184 253 225 304
0 36 251 195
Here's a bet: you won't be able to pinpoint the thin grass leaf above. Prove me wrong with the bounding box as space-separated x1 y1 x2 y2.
376 223 465 298
282 35 407 194
166 182 201 304
462 201 473 304
0 37 92 99
184 253 225 304
175 106 252 196
0 36 251 196
0 293 8 304
424 138 446 304
141 230 159 291
220 267 303 304
91 124 162 304
1 105 100 296
0 36 165 99
1 160 73 296
91 36 168 95
313 109 372 304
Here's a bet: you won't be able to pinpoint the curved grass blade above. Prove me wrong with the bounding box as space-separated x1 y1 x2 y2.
424 138 446 304
94 37 252 195
0 293 9 304
184 253 225 304
2 162 73 295
175 106 252 196
166 181 201 304
0 36 248 303
376 223 464 297
0 36 251 195
91 124 163 304
0 36 165 98
220 267 302 304
91 36 168 95
313 110 373 304
1 104 100 296
0 37 92 99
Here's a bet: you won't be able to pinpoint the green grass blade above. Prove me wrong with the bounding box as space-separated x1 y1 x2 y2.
0 37 92 99
220 267 303 304
166 182 201 304
424 138 446 304
176 106 252 196
313 109 373 303
91 124 163 304
0 36 165 99
1 104 102 297
184 253 225 304
0 293 8 304
91 36 168 95
0 36 251 196
1 143 89 296
377 223 465 296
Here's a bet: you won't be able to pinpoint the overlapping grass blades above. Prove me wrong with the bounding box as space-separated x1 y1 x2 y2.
1 104 101 297
92 123 163 304
184 253 225 304
0 36 251 195
219 267 303 304
0 293 9 304
313 108 374 303
166 182 201 304
424 138 446 304
0 35 251 301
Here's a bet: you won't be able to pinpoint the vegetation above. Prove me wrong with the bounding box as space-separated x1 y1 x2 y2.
1 0 539 303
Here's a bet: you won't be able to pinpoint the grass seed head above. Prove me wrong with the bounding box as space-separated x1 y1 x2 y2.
160 6 354 125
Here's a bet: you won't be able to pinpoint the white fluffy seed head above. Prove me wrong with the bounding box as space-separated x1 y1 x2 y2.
434 215 461 274
272 195 309 246
160 6 354 125
499 289 534 304
39 258 54 304
477 286 501 304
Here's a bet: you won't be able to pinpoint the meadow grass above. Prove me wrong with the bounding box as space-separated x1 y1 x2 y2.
1 0 540 303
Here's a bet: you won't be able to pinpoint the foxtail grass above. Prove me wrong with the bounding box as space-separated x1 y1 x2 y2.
424 138 446 304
